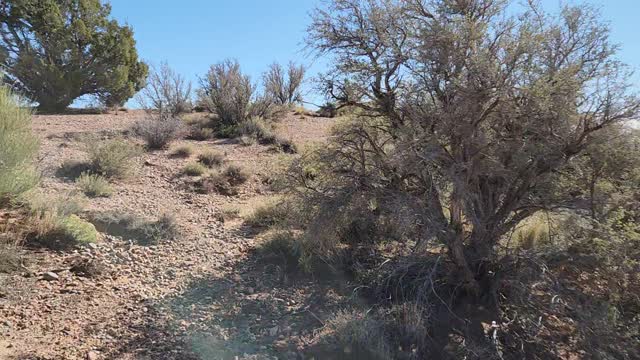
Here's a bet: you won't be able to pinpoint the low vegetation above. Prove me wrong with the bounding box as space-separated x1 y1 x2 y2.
76 173 113 198
132 116 185 150
197 150 224 168
87 139 141 179
0 87 39 206
183 162 207 176
200 164 250 196
171 145 194 158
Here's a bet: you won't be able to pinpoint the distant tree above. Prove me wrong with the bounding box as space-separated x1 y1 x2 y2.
0 0 148 112
305 0 640 293
137 62 192 117
263 62 305 105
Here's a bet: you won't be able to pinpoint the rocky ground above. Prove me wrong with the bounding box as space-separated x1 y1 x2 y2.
0 110 348 360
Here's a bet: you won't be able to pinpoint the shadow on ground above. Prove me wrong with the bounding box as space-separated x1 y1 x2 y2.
105 237 354 360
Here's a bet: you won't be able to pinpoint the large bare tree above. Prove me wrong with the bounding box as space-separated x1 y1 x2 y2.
307 0 640 293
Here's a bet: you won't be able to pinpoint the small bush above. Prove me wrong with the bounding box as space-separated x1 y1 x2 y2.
76 173 113 198
132 116 185 150
197 150 224 168
201 172 237 196
188 126 214 141
0 86 39 205
91 212 179 245
183 162 207 176
172 145 194 158
257 230 300 261
87 139 141 179
223 165 249 186
245 198 290 229
61 215 98 244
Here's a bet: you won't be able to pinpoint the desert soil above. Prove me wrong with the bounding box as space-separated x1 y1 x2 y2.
0 110 347 360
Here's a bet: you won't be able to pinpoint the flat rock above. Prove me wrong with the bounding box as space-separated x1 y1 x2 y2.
42 272 60 281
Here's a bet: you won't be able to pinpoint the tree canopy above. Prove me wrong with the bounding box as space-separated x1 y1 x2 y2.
0 0 148 112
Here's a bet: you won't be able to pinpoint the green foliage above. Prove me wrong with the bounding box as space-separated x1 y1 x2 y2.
76 172 112 198
0 86 38 205
87 139 141 179
197 150 224 168
183 162 207 176
61 215 98 244
0 0 148 112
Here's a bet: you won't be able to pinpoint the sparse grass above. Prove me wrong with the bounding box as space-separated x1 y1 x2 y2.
91 211 179 245
76 173 113 198
197 150 224 168
183 162 207 176
87 138 141 179
172 145 194 158
219 204 241 221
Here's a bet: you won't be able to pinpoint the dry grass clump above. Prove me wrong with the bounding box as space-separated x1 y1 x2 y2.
91 211 179 245
222 164 249 186
182 162 207 176
87 138 141 179
197 150 224 168
511 212 552 250
320 309 392 360
187 126 214 141
76 173 113 198
171 144 195 158
132 116 185 150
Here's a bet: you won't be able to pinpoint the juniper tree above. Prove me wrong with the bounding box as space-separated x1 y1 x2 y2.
0 0 148 112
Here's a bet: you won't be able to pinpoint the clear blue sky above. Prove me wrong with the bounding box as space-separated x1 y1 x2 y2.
103 0 640 108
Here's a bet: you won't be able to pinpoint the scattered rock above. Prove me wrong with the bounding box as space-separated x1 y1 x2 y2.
87 350 100 360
